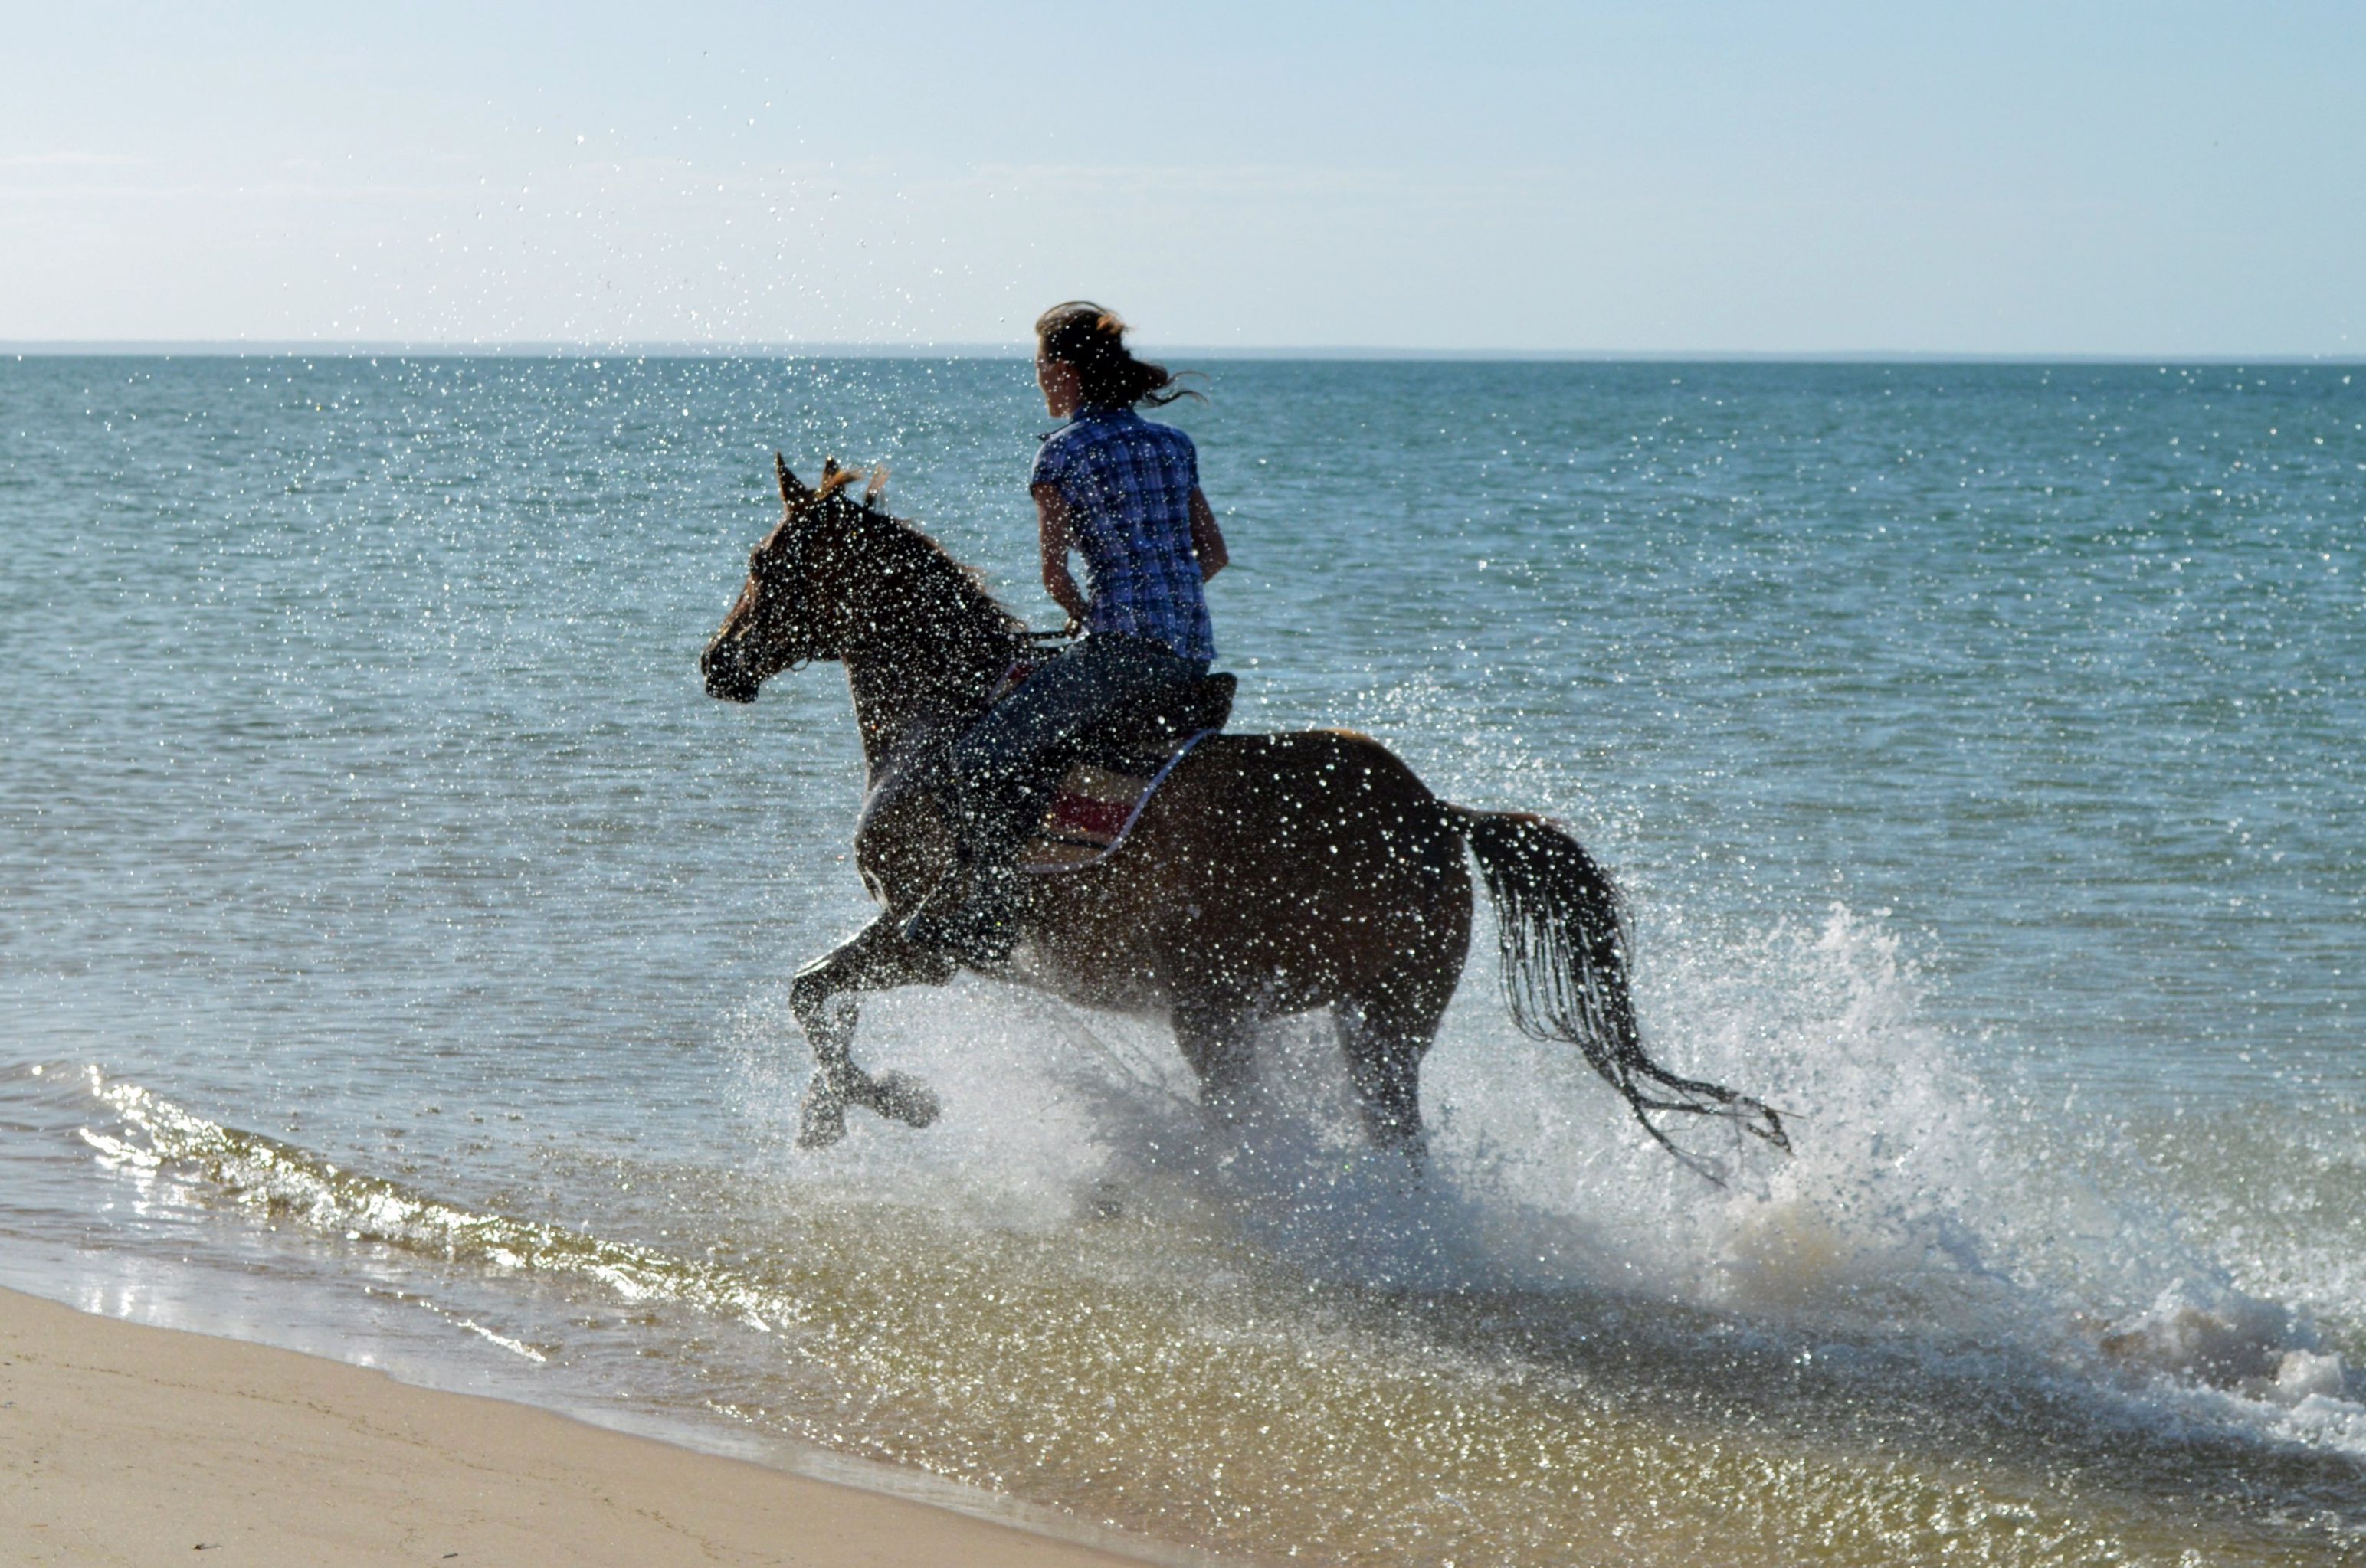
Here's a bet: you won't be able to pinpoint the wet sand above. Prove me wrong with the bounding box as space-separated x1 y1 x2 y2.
0 1285 1152 1566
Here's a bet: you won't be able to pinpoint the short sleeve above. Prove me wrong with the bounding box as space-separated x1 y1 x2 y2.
1175 428 1199 490
1028 430 1072 493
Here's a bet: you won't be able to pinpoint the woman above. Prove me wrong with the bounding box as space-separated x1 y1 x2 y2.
903 302 1230 964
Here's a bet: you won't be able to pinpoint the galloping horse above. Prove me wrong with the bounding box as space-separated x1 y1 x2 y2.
702 456 1786 1174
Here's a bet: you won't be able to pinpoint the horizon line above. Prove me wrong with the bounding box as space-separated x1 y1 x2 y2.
5 339 2361 366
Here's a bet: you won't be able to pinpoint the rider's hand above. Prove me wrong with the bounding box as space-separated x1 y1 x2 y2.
1061 614 1083 640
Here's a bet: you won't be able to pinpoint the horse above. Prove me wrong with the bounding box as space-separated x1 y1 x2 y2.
700 455 1787 1177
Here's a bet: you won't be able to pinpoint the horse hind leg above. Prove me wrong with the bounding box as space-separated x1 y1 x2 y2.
1172 995 1259 1118
1336 974 1451 1160
789 916 955 1148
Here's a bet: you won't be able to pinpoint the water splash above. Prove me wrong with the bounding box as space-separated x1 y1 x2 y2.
47 893 2366 1568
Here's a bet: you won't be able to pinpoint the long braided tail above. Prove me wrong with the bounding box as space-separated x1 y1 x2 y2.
1448 807 1789 1182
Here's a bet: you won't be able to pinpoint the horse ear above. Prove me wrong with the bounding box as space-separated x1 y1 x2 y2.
775 452 808 507
821 456 844 486
863 464 889 506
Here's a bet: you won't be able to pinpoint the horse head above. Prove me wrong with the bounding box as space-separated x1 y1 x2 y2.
701 455 877 702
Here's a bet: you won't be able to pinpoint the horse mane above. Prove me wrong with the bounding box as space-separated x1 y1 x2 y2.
842 493 1027 640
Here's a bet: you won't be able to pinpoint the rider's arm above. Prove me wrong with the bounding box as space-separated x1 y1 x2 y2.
1188 487 1229 583
1033 483 1092 627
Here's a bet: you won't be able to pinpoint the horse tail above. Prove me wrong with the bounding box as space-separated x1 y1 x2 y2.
1444 807 1789 1178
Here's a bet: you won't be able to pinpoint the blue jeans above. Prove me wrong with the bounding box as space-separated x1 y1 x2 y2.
942 633 1208 867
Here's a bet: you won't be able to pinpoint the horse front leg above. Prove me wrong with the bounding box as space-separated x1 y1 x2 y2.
790 915 957 1149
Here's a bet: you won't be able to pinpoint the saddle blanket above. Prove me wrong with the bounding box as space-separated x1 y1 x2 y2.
1018 730 1216 873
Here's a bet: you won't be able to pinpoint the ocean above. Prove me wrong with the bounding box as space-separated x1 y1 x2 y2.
2 353 2361 1563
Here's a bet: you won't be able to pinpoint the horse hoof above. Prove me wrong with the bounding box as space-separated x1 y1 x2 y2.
865 1071 939 1130
796 1079 848 1149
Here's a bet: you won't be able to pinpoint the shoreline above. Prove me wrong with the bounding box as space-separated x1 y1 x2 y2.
0 1282 1178 1566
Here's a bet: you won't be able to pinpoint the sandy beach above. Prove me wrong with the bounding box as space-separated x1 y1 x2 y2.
0 1285 1149 1566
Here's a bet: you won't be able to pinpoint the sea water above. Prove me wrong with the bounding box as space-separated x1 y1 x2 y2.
2 355 2361 1563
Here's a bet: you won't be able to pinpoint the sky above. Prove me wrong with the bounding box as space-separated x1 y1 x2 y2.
3 2 2360 355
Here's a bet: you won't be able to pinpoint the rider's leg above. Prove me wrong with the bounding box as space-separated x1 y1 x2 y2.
908 634 1203 961
947 638 1172 843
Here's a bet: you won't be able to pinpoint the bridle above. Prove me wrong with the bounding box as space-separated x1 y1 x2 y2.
733 476 1065 693
743 496 834 673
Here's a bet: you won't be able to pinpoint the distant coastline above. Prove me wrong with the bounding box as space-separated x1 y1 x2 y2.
5 340 2360 365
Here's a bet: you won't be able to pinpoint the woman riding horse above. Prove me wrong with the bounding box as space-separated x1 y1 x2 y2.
904 303 1229 965
700 339 1787 1175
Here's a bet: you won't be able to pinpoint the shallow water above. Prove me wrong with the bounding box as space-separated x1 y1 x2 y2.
2 355 2361 1563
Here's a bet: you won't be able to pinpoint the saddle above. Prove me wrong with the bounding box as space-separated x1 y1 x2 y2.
1018 669 1235 872
1079 671 1235 768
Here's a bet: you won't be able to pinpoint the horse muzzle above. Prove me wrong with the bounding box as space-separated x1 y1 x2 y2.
701 644 762 703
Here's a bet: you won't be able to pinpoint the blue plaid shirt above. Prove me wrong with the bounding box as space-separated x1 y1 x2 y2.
1030 405 1215 663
